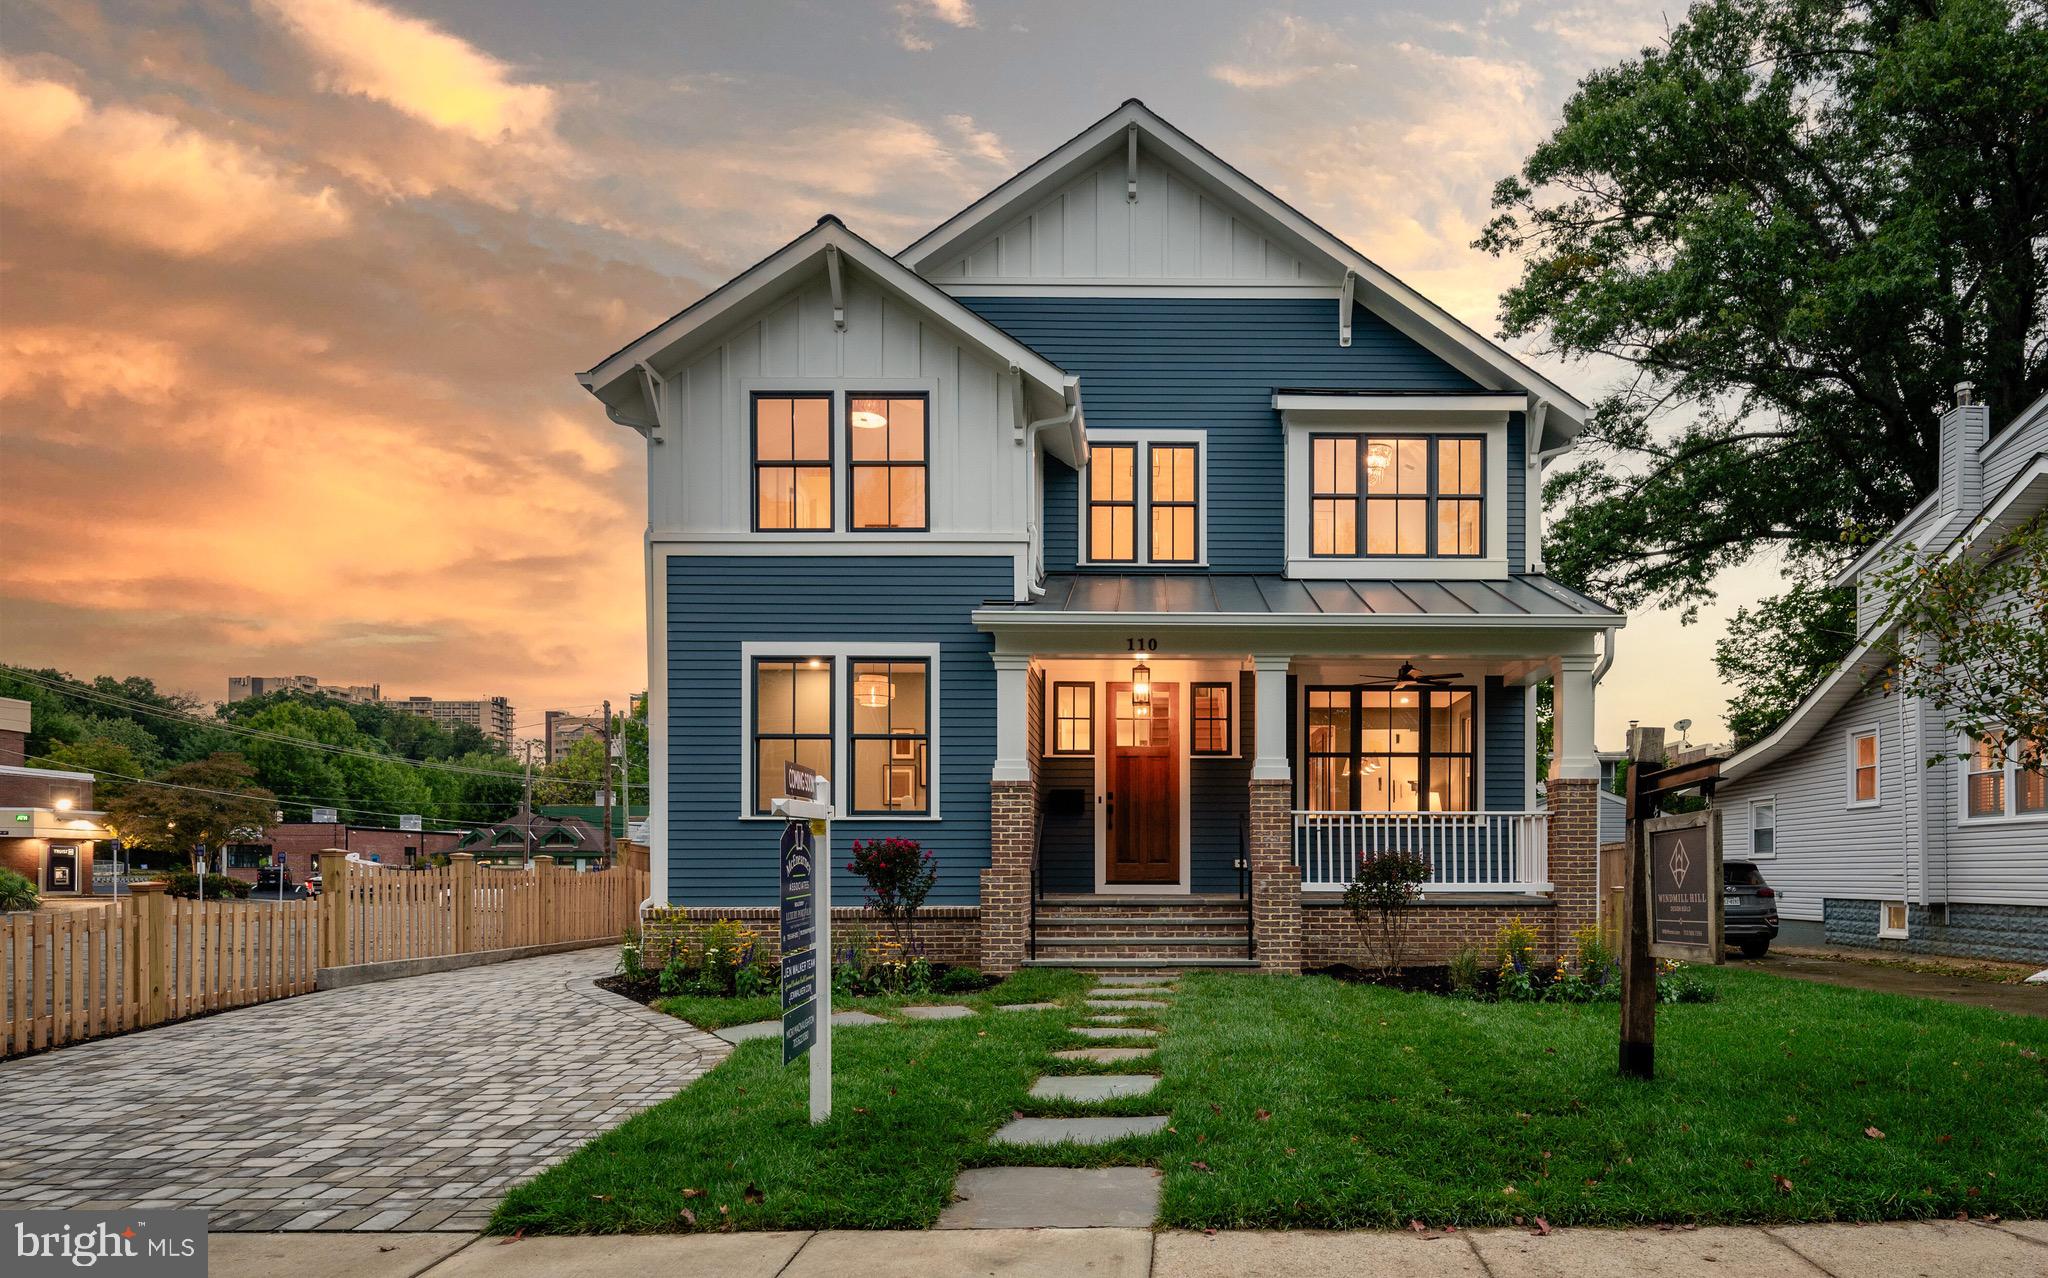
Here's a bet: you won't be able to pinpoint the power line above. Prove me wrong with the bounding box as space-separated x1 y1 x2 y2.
22 754 487 831
5 667 605 791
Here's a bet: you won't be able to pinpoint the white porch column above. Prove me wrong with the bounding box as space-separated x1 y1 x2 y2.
991 653 1031 782
1549 652 1599 781
1251 653 1292 782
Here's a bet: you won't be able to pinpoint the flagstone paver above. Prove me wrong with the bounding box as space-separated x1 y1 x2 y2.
936 1168 1163 1229
996 1002 1060 1012
989 1115 1172 1146
1052 1048 1155 1064
1087 1013 1134 1023
1086 999 1169 1009
0 949 723 1232
1097 974 1179 985
1090 986 1173 996
1072 1026 1160 1039
716 1009 892 1042
1029 1074 1160 1101
899 1004 975 1020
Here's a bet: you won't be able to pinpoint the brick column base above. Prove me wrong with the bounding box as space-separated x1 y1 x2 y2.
1249 778 1302 974
980 779 1036 976
1546 777 1601 953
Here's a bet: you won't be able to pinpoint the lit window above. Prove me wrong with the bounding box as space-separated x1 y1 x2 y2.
1088 444 1138 562
1848 728 1879 804
1878 900 1909 939
1191 682 1232 755
1304 686 1474 811
754 395 832 530
1149 444 1198 563
1309 434 1486 558
849 395 927 531
753 658 832 813
1967 733 2006 817
1749 799 1776 857
1965 733 2047 819
2021 742 2048 816
850 660 929 815
1051 682 1094 755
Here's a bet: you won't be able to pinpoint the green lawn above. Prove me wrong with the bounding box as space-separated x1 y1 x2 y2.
492 966 2048 1233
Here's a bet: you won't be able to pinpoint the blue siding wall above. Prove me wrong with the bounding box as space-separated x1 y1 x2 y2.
1189 671 1254 893
1038 756 1093 893
664 556 1009 907
1483 677 1527 811
961 297 1481 573
1505 414 1526 572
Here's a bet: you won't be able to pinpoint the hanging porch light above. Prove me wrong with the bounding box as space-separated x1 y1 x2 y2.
1130 660 1152 716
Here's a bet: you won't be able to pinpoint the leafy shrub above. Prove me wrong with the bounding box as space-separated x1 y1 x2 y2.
734 961 775 999
1491 916 1538 974
1342 851 1432 976
162 871 252 900
657 951 692 997
1571 925 1616 981
1447 945 1482 997
0 867 38 912
1657 963 1718 1004
617 930 644 978
847 838 937 945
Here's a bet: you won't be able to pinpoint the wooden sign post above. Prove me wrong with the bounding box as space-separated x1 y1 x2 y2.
1620 730 1725 1080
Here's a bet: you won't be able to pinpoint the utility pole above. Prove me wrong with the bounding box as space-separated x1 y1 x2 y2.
601 699 615 865
520 739 537 866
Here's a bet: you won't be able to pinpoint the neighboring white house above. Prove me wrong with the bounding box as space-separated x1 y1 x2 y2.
1714 388 2047 963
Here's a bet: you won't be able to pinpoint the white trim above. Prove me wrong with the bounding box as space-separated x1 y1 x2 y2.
1075 428 1211 568
1877 899 1911 939
0 765 96 782
975 608 1611 630
735 380 942 538
644 536 668 911
1956 730 2048 825
1287 670 1490 814
655 537 1032 603
1845 723 1882 809
1273 393 1528 416
737 641 944 823
935 281 1341 299
1745 795 1778 860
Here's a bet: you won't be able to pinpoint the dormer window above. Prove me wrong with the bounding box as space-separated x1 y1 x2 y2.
753 393 833 531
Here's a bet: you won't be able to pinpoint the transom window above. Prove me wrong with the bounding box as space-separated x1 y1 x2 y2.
1847 727 1879 805
1192 681 1232 755
752 657 832 813
1309 434 1484 558
1083 432 1206 565
849 395 928 531
1965 732 2047 820
850 660 929 815
1051 682 1094 755
1304 687 1475 811
753 394 833 530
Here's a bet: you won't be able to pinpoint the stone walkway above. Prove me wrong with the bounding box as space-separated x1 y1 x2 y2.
0 949 726 1232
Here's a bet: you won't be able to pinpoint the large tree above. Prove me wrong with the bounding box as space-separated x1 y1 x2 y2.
1479 0 2048 742
104 753 276 864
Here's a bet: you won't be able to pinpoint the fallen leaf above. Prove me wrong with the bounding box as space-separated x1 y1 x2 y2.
1503 1184 1518 1196
1255 1108 1272 1122
1190 1160 1211 1172
1409 1219 1428 1233
1865 1126 1886 1140
1584 1178 1601 1188
498 1230 525 1246
683 1188 705 1198
744 1183 764 1204
1773 1175 1794 1196
1209 1103 1223 1115
1784 1115 1798 1125
1532 1216 1552 1237
718 1205 729 1217
589 1194 611 1202
1937 1134 1953 1145
853 1106 869 1115
678 1209 696 1227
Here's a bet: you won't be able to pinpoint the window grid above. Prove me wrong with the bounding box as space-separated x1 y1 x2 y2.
752 393 834 531
1749 799 1776 857
848 394 929 531
1311 435 1359 556
1191 681 1232 755
1308 433 1486 559
1966 733 2047 819
1303 685 1477 812
849 658 930 816
1087 444 1138 563
1148 443 1199 564
1051 682 1094 755
1849 728 1879 804
752 657 833 814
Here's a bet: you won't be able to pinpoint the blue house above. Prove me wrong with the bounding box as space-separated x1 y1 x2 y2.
579 102 1622 973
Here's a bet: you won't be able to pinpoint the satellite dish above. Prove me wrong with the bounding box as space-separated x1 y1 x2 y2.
1674 719 1693 734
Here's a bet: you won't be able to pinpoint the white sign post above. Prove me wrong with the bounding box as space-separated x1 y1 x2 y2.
773 766 833 1124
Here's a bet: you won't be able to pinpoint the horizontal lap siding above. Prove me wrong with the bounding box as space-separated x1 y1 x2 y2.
665 556 1008 907
1483 677 1526 811
1190 671 1254 893
1037 757 1095 893
960 298 1479 574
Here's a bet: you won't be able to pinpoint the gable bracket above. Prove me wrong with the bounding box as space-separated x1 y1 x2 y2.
1126 125 1139 202
633 363 668 445
1337 269 1355 348
824 244 846 331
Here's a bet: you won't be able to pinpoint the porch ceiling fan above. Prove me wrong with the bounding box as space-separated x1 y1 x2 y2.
1359 661 1463 691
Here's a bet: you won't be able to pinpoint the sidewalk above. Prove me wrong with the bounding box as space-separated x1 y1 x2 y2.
212 1219 2048 1278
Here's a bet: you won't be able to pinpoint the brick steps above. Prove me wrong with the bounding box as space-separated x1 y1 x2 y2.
1022 957 1260 970
1034 935 1248 948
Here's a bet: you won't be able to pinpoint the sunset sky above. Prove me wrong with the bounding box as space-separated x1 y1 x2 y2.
0 0 1772 746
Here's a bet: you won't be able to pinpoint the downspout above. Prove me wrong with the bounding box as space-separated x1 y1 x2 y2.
1016 373 1082 599
1591 625 1618 687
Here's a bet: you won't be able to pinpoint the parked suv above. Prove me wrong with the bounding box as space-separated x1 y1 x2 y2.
1723 860 1780 958
252 865 308 899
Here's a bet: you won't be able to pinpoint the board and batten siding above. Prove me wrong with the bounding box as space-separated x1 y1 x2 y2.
957 297 1489 574
663 555 1009 907
926 151 1330 285
652 273 1028 540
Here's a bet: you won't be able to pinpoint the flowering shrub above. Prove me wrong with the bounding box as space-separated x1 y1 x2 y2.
829 920 935 995
1342 851 1431 976
847 837 938 945
652 917 772 997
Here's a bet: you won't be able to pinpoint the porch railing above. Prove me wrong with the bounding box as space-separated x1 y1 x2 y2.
1293 810 1551 894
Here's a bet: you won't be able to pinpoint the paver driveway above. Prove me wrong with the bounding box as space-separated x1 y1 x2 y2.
0 949 726 1232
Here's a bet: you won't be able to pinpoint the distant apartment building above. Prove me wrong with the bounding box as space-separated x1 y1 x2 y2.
544 711 606 763
384 695 517 748
227 674 381 703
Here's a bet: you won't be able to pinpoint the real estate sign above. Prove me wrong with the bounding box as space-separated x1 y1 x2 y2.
1643 810 1722 963
779 820 818 1066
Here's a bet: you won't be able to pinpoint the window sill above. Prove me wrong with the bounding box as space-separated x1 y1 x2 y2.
1844 800 1883 811
1288 556 1507 581
737 813 943 823
1078 561 1210 571
1957 811 2048 827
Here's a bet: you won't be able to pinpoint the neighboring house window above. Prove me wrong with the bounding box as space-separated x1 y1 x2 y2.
1878 900 1910 939
1087 443 1138 562
1847 727 1880 805
849 659 929 815
753 394 833 530
753 657 833 814
1748 799 1776 858
1149 443 1199 563
849 395 927 531
1309 434 1485 558
1191 682 1232 756
1303 686 1475 811
1051 682 1094 755
226 844 268 869
1082 431 1208 565
1964 732 2048 819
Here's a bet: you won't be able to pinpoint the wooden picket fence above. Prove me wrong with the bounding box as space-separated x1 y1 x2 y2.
4 852 647 1058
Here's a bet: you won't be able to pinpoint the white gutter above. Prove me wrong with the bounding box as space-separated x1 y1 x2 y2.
1592 625 1618 686
1018 378 1084 598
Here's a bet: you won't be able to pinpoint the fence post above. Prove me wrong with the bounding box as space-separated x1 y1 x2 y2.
318 850 349 969
451 853 476 954
533 855 556 944
127 880 169 1028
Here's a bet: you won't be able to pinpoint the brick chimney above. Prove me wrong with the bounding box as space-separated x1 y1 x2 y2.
1938 382 1990 524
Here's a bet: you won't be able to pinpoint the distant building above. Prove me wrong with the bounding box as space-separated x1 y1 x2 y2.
227 675 381 704
382 695 517 749
544 711 606 763
224 820 466 884
455 813 609 870
0 697 115 896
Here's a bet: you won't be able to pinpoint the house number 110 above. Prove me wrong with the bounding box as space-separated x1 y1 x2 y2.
1125 637 1158 651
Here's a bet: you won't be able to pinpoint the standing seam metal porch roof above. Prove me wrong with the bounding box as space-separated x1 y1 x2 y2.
980 573 1622 621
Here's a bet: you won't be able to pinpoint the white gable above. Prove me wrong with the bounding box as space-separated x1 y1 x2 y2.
924 150 1336 289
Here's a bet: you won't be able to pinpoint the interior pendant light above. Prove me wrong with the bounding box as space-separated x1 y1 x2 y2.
853 672 894 709
851 401 889 431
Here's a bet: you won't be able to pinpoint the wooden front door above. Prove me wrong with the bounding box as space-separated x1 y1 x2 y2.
1106 683 1179 885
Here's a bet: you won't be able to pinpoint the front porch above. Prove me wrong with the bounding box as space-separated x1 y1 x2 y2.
973 574 1618 973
